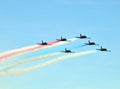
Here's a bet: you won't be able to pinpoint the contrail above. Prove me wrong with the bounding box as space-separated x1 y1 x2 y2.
0 52 61 71
0 50 96 76
0 38 77 61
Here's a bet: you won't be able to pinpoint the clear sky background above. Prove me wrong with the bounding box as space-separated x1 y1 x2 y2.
0 0 120 89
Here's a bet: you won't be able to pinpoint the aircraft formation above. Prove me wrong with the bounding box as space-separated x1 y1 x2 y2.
37 34 111 53
0 34 111 75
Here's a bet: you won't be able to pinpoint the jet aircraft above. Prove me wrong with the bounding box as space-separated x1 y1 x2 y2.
96 46 111 52
56 36 67 41
75 34 90 39
85 40 99 46
61 48 75 53
37 40 50 45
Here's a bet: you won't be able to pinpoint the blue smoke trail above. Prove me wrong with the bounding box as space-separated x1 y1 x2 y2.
70 44 87 50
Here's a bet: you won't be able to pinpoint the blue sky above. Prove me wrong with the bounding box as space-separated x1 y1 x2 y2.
0 0 120 89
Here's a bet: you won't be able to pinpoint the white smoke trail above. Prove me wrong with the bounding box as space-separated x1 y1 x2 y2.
0 50 96 76
0 38 76 56
0 52 61 71
0 45 37 56
0 38 77 62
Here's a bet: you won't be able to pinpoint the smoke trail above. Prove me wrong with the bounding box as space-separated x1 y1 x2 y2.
21 50 96 73
0 45 38 56
0 38 76 61
0 40 59 61
0 52 61 71
0 50 96 76
70 44 87 50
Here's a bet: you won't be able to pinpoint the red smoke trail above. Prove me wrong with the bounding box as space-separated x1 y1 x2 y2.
0 40 60 61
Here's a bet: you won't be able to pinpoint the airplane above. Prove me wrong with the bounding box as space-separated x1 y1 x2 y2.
96 46 111 52
84 40 99 46
61 48 75 53
75 34 90 39
56 36 67 41
37 40 50 45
